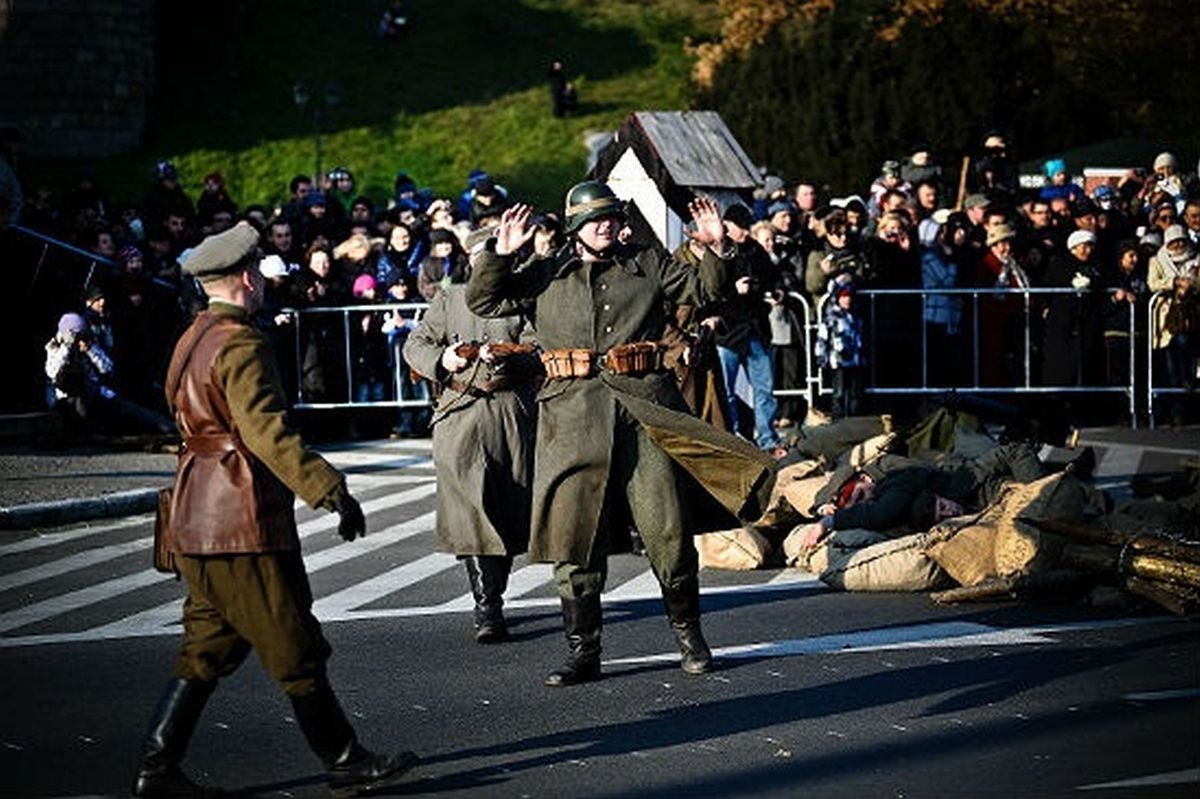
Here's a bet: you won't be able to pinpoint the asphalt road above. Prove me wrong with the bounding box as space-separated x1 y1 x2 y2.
0 437 1197 798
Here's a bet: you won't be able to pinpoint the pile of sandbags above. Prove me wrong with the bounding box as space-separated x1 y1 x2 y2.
694 408 1199 616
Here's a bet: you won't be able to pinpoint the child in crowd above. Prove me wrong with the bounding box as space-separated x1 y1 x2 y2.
816 280 866 418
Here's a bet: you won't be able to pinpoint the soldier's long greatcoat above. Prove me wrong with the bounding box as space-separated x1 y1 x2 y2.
467 241 776 565
402 285 535 556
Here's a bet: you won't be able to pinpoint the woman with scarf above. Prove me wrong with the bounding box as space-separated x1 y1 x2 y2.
1148 225 1199 423
976 223 1032 386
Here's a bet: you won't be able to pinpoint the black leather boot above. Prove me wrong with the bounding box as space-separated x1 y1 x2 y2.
291 682 417 797
662 580 713 675
544 594 602 687
465 556 511 643
131 678 224 798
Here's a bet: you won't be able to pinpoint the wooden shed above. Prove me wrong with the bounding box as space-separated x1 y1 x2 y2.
590 111 761 254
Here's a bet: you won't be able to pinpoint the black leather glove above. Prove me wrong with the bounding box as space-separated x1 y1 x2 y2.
326 485 366 542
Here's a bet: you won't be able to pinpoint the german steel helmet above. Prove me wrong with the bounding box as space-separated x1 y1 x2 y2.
564 180 624 232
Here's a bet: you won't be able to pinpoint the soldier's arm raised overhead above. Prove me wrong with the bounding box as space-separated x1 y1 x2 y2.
467 203 547 318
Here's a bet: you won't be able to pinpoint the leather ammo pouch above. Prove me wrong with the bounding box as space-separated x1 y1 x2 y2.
603 341 666 375
540 348 596 379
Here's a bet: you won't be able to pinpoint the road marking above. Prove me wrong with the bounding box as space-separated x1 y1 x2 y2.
434 562 553 612
0 476 434 593
323 452 433 470
1076 767 1200 790
0 537 151 592
0 485 438 637
314 551 458 615
320 438 434 454
605 569 662 600
602 617 1181 667
1122 688 1200 701
76 510 440 639
0 567 823 647
0 515 154 557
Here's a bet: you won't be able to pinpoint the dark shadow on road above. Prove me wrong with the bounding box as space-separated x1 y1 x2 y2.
377 630 1194 796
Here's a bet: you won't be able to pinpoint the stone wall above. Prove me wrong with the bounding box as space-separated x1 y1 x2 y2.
0 0 154 158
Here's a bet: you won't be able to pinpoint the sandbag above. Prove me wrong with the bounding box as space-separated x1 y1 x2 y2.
695 526 772 570
787 527 886 573
756 459 826 528
925 472 1108 586
923 515 996 587
844 432 898 469
993 472 1108 576
818 531 954 592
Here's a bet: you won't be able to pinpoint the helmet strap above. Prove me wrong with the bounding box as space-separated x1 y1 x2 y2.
573 232 614 261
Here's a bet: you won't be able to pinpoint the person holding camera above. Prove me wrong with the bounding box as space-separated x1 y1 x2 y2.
131 222 416 797
44 311 174 437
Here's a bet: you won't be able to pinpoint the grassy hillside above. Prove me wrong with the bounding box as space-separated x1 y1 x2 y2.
89 0 716 214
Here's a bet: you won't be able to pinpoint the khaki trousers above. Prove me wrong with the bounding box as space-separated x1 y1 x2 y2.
173 551 331 696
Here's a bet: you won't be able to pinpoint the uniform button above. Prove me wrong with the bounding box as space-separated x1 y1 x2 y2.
605 325 613 333
599 283 607 291
603 304 611 311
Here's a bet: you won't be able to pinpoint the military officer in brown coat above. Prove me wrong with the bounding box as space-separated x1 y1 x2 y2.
403 281 537 642
467 183 775 686
132 222 415 798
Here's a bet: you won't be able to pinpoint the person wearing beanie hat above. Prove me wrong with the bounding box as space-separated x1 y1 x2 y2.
352 272 378 298
259 253 289 280
1152 151 1185 199
1148 218 1199 418
44 294 175 439
1066 229 1098 252
57 312 87 337
131 221 417 797
1102 238 1148 390
1041 218 1105 393
402 270 539 644
815 276 865 419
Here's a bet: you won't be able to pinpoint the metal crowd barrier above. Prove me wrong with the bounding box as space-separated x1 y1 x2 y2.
1146 290 1194 429
288 302 432 410
286 286 1185 429
801 286 1140 426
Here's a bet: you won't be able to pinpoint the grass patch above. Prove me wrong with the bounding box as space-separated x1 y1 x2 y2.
34 0 716 214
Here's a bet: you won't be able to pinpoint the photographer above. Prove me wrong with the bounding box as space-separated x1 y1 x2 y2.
44 312 174 436
805 210 869 316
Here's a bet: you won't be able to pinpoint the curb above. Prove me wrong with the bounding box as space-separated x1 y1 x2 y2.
0 488 161 530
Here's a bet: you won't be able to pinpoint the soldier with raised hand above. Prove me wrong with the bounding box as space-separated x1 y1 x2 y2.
132 222 416 798
467 183 776 687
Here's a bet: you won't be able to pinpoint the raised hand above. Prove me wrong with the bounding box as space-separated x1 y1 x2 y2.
686 196 726 249
495 204 536 256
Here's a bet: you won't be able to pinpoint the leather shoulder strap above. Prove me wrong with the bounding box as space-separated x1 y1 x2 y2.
165 314 229 413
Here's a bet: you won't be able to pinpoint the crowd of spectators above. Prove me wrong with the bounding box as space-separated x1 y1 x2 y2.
21 133 1200 441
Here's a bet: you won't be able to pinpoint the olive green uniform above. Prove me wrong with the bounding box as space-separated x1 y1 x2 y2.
169 302 344 696
467 242 775 597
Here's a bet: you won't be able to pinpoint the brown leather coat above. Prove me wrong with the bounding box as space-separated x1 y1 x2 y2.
165 304 342 555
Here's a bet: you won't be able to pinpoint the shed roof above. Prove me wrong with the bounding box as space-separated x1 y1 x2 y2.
630 111 760 189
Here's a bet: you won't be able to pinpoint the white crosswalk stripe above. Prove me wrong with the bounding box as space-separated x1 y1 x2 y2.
0 443 827 649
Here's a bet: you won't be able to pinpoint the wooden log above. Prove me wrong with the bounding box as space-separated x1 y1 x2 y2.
1123 576 1199 617
1019 517 1200 565
1127 553 1200 590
